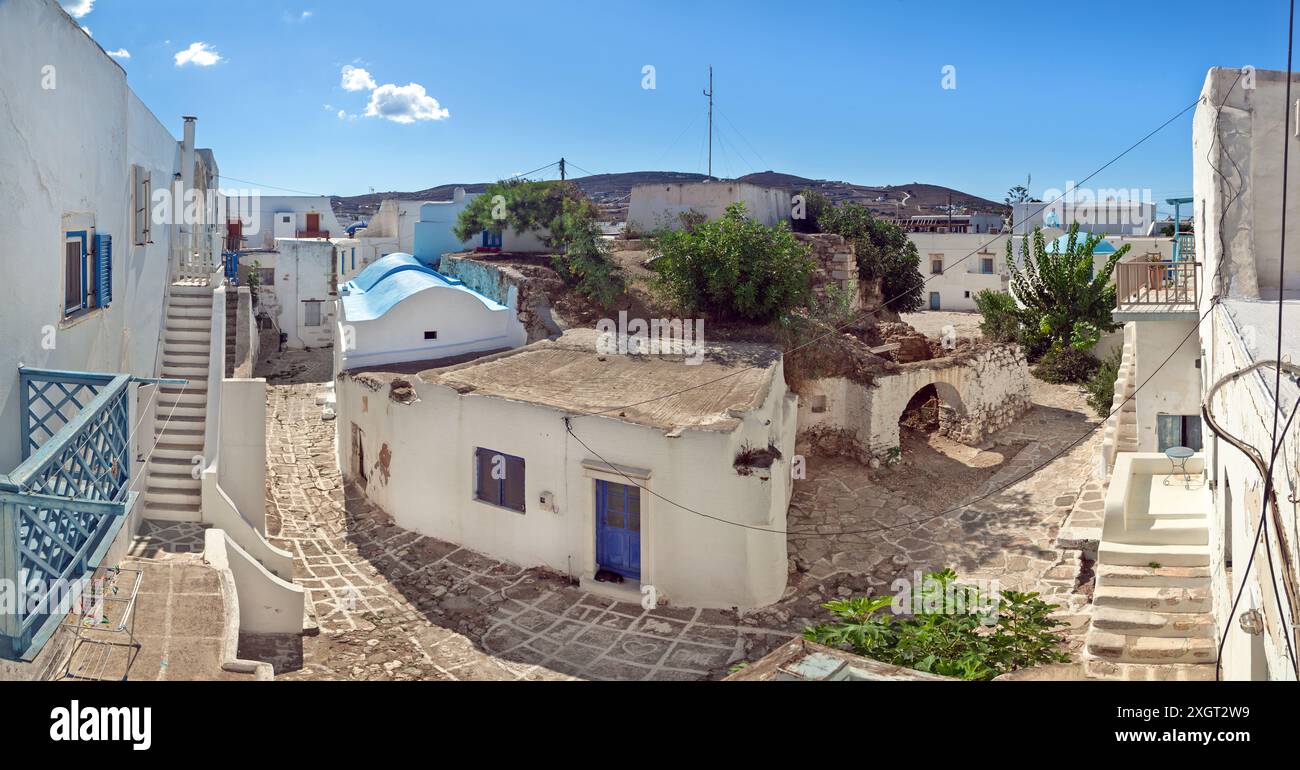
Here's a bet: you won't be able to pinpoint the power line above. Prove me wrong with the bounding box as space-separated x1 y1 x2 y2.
565 303 1216 539
219 174 330 197
564 95 1203 420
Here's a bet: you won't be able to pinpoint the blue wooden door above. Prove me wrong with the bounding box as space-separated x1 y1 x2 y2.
929 292 941 310
596 480 641 579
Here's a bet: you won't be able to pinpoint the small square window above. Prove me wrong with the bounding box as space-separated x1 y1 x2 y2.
424 330 438 340
475 447 525 512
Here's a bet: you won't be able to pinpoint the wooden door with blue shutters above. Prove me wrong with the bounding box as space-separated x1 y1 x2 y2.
596 480 641 580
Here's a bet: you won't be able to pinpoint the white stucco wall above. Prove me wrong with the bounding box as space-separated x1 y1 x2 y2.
239 196 341 250
909 232 1010 310
628 181 792 233
338 282 527 370
263 238 336 349
0 0 179 472
334 362 796 609
1130 318 1203 453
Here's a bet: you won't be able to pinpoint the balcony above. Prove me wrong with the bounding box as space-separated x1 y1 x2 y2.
1114 260 1200 320
0 368 142 659
296 229 330 239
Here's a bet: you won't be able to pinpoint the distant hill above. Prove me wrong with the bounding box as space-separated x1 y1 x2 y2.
331 170 1006 223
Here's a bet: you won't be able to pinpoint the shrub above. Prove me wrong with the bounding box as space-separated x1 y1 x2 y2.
649 202 813 323
1006 224 1126 353
973 289 1019 343
803 568 1069 681
454 179 624 307
1032 344 1100 384
1085 346 1124 417
817 202 925 313
791 188 832 233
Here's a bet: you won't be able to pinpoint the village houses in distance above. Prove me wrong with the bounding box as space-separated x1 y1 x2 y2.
1 0 1298 686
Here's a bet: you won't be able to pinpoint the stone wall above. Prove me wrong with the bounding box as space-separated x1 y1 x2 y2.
439 253 562 343
797 233 860 308
796 343 1033 463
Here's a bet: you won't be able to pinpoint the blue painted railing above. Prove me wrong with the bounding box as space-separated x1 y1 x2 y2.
0 368 137 660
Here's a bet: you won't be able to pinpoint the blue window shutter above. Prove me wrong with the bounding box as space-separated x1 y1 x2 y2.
95 233 112 306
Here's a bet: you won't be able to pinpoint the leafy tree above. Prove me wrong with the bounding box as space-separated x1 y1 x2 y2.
1084 346 1124 417
1004 184 1036 206
649 202 813 323
453 179 623 306
816 202 925 313
803 568 1069 681
1006 223 1127 363
791 188 831 234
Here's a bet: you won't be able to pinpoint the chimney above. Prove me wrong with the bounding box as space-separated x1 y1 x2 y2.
180 116 196 193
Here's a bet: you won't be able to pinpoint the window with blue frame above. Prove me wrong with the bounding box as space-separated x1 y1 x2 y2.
63 230 112 316
474 447 525 512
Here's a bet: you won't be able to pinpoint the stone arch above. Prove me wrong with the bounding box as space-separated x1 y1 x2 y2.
895 378 967 440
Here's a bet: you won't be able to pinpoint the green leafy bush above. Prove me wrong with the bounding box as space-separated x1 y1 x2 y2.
803 568 1069 681
1032 344 1101 384
817 202 925 313
973 289 1019 343
454 179 624 306
791 188 832 234
1085 346 1124 417
649 202 813 323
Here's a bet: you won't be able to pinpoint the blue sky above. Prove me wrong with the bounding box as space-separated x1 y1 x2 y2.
67 0 1284 207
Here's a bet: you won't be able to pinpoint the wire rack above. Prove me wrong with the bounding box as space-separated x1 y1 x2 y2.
61 565 143 681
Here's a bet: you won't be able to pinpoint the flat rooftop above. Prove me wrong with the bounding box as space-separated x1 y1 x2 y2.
1223 296 1300 411
420 328 782 433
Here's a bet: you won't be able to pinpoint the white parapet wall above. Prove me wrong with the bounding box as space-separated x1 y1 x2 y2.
203 528 304 636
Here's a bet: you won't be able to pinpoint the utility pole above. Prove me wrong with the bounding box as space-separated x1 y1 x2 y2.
559 157 566 181
703 66 713 179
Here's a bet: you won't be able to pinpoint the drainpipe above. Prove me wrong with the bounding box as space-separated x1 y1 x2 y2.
1203 359 1300 672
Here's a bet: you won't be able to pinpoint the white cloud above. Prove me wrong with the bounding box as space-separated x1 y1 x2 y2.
60 1 95 19
365 82 449 124
301 10 314 20
107 48 130 59
174 41 221 67
81 26 91 36
340 65 376 92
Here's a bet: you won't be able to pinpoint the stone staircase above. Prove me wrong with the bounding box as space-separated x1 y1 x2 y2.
224 289 237 377
144 284 214 521
1083 454 1217 680
1102 335 1139 468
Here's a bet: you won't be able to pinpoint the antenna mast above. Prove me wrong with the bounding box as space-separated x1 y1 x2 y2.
703 66 713 179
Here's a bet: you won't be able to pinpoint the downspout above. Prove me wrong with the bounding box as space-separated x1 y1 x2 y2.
1203 358 1300 669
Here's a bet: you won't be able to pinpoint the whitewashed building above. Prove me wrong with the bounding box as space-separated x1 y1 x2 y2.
335 329 796 609
908 232 1012 310
235 195 342 250
251 238 338 350
627 180 792 233
1085 66 1300 682
0 0 300 666
335 253 525 370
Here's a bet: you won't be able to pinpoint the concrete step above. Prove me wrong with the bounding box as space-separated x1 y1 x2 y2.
167 305 212 319
170 285 215 298
168 295 213 309
1092 606 1215 638
153 442 204 461
164 329 211 344
1120 518 1209 546
1086 630 1218 664
1093 584 1212 613
160 381 205 394
145 487 202 507
153 404 206 420
1083 658 1217 681
143 501 203 522
1098 541 1209 567
161 365 208 379
1095 562 1211 589
147 468 200 490
153 429 204 448
158 391 207 408
167 317 212 332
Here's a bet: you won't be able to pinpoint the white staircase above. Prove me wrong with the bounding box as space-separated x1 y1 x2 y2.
1084 454 1217 680
145 284 214 520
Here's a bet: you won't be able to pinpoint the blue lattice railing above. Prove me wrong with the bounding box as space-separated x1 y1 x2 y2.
0 367 138 660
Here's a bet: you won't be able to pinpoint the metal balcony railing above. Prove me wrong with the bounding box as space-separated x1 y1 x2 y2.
1115 260 1199 310
0 368 139 659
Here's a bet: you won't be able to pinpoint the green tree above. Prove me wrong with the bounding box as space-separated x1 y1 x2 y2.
1006 223 1127 359
453 179 624 306
791 188 831 234
816 202 925 313
650 202 814 323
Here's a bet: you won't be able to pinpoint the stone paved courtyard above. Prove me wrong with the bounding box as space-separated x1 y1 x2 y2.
244 351 1101 680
